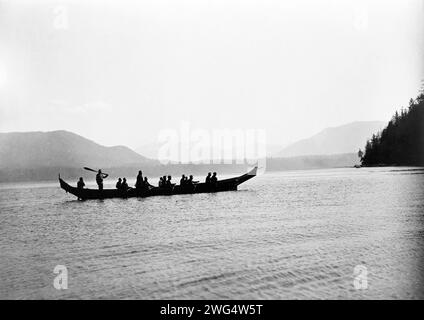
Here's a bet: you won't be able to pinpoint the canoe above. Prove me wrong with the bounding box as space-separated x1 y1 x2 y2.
59 167 258 200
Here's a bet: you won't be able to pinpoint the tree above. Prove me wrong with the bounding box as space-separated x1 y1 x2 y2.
361 91 424 166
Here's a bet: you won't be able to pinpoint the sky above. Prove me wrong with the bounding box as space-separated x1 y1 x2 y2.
0 0 423 150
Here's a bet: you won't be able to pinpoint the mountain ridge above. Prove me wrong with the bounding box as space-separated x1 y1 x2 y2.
0 130 156 169
275 121 386 157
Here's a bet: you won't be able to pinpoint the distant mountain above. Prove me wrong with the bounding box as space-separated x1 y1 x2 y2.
0 130 156 169
137 142 284 161
136 142 162 160
275 121 386 157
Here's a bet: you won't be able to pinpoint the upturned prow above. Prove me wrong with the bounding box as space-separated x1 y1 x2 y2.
247 166 258 176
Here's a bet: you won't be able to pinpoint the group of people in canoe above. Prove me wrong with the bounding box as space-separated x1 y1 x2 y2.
76 169 219 191
112 170 150 192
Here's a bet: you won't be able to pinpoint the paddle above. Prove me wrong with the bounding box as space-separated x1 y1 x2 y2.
83 167 108 177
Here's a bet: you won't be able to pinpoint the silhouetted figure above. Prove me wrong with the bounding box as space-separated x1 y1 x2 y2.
77 177 85 190
116 178 122 190
135 170 143 189
96 169 108 191
188 175 194 185
121 178 128 191
180 174 186 186
166 175 172 187
205 172 212 184
143 177 150 190
211 172 218 186
158 177 163 187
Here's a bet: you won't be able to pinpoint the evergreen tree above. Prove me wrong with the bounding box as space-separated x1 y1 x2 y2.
361 91 424 166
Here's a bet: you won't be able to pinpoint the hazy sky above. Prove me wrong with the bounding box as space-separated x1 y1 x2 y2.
0 0 423 149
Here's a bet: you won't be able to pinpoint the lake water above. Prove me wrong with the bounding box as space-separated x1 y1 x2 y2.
1 167 423 299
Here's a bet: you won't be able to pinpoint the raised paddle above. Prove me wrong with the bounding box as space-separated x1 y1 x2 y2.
83 167 108 176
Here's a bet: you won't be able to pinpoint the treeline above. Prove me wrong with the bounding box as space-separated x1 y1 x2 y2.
361 92 424 166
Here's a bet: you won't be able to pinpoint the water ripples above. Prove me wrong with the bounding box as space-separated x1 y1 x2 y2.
1 167 423 299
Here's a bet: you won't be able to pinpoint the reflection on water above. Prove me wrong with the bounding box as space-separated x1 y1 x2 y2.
0 167 423 299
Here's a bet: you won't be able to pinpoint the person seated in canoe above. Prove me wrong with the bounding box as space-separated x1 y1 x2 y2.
77 177 85 190
143 177 150 190
186 175 195 191
121 178 129 191
188 175 194 185
180 174 186 186
96 169 108 191
205 172 212 184
211 172 218 186
158 177 163 187
116 178 122 190
135 170 143 189
166 175 173 187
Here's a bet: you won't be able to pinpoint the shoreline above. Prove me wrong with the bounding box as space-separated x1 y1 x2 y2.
1 165 424 185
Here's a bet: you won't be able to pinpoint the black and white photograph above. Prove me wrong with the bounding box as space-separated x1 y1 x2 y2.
0 0 424 306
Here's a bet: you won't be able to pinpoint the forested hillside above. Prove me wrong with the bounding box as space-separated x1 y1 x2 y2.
361 92 424 166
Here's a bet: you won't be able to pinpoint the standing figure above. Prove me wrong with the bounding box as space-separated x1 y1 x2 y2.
135 170 143 189
96 169 108 191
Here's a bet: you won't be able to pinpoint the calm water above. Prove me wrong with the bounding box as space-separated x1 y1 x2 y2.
1 167 423 299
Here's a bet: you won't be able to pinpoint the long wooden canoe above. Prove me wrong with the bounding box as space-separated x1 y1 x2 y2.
59 167 257 200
